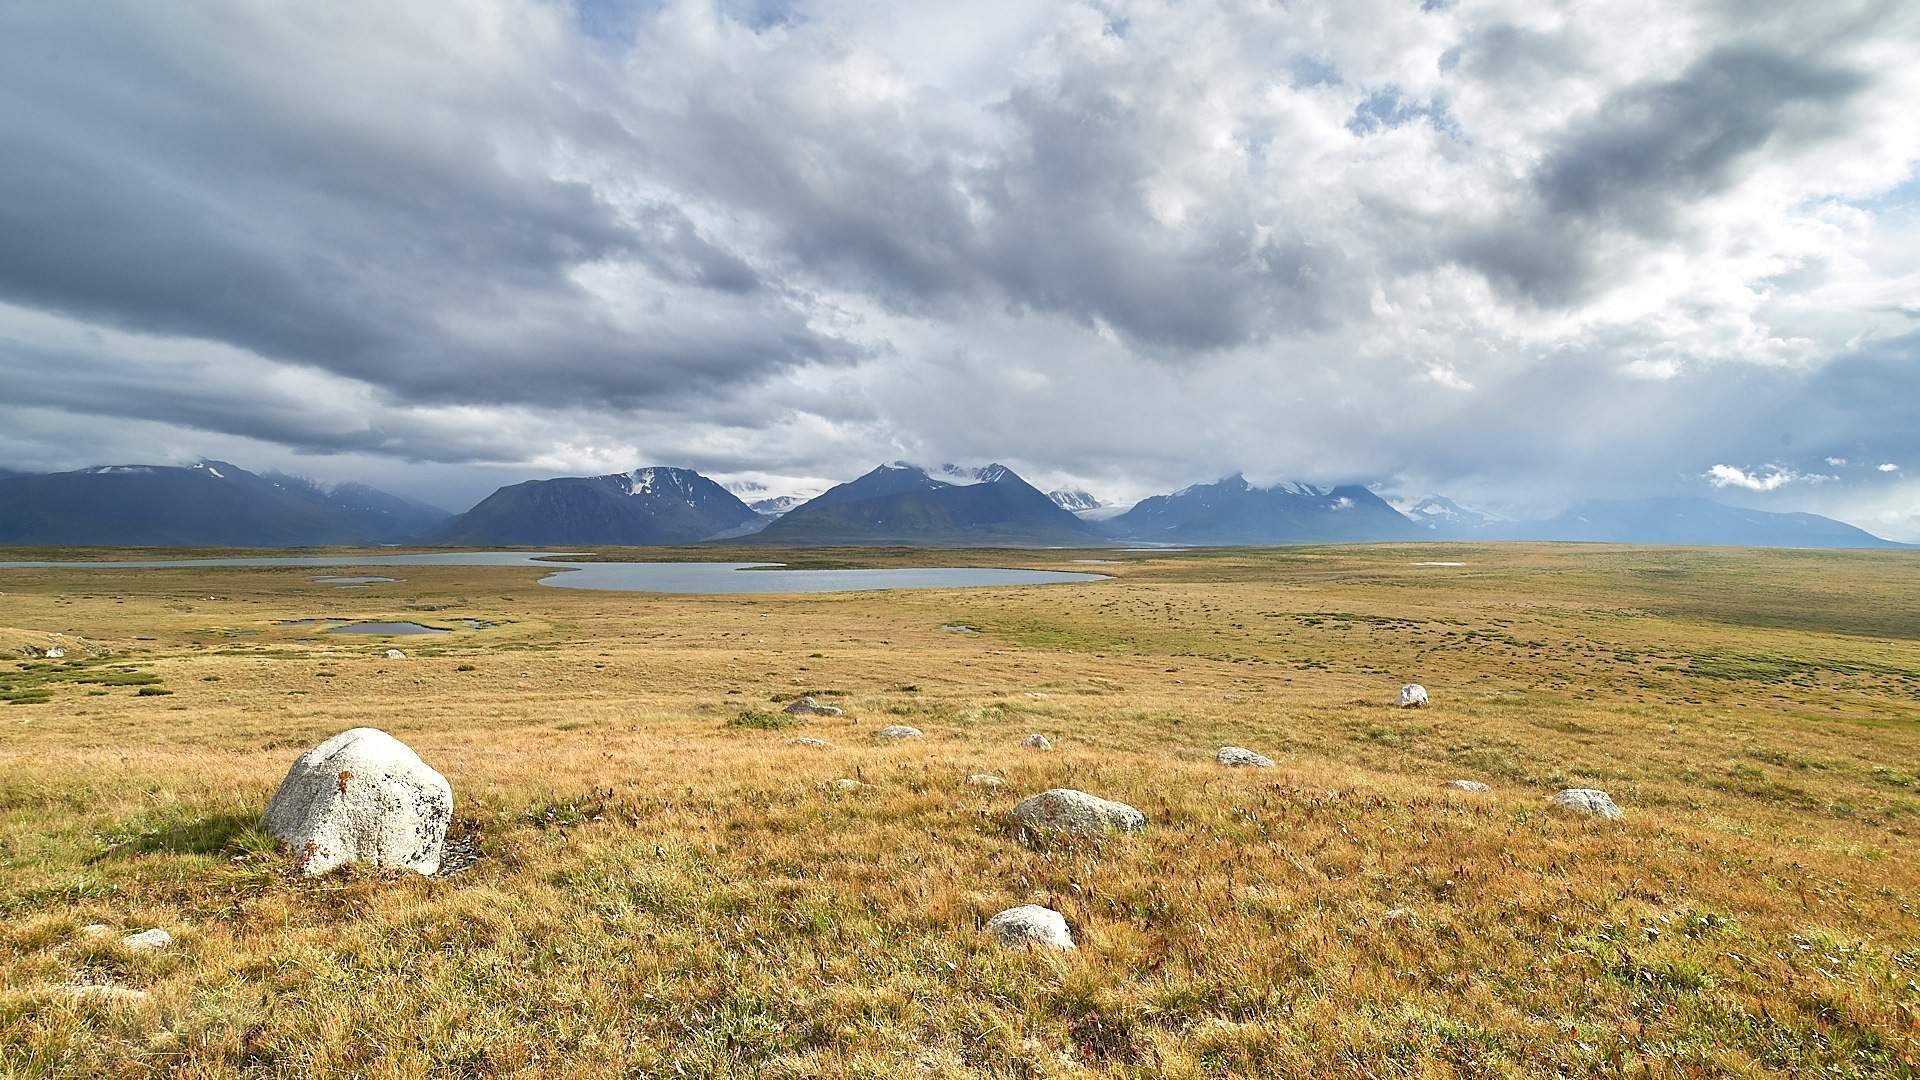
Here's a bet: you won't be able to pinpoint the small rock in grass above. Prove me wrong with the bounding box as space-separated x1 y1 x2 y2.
876 725 922 739
985 905 1074 950
1011 789 1146 837
121 929 171 951
1398 684 1429 708
784 696 844 717
1022 734 1052 750
787 736 831 748
79 923 112 937
824 778 868 794
263 727 452 876
966 773 1004 787
385 649 406 660
1551 788 1622 819
1216 746 1274 768
1444 780 1490 793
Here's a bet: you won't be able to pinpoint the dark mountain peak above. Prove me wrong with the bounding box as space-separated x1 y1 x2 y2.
435 465 759 546
1113 473 1417 544
756 460 1097 546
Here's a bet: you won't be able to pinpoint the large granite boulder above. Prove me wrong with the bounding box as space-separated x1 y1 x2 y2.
263 728 451 876
1011 789 1146 837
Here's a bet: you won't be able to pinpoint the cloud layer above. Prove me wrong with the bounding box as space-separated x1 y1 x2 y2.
1 0 1917 534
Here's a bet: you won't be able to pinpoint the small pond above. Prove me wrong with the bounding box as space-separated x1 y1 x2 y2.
325 621 448 636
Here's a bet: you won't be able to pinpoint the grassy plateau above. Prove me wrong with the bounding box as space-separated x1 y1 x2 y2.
1 543 1917 1077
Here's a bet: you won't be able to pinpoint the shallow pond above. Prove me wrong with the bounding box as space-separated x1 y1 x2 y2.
0 552 1107 595
326 621 448 636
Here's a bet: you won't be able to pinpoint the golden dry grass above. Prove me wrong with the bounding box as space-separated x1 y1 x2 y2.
1 543 1917 1077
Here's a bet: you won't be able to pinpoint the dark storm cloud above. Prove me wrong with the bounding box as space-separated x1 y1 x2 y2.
0 3 844 409
1457 46 1869 305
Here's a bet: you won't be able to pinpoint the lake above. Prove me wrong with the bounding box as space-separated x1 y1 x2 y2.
0 551 1108 594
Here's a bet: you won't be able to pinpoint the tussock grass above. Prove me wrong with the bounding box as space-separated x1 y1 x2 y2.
0 544 1917 1075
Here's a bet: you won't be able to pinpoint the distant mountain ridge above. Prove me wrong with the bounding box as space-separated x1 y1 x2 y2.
0 458 1902 550
754 462 1100 546
0 460 450 546
436 467 760 545
1524 497 1901 549
1110 474 1420 544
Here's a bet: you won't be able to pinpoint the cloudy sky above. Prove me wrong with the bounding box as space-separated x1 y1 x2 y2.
2 1 1918 536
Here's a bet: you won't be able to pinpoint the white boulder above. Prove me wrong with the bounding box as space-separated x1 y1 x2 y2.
121 928 171 951
1022 734 1053 750
787 736 831 748
1217 746 1274 768
263 727 452 876
824 778 868 794
784 696 844 717
1444 780 1491 793
45 647 65 659
1398 684 1429 708
385 649 406 660
1551 788 1622 819
1011 789 1146 837
985 905 1074 950
876 725 923 739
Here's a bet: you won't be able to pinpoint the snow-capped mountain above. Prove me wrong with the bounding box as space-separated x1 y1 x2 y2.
1403 495 1505 533
748 495 810 518
1109 473 1419 544
435 467 761 545
1047 489 1101 512
756 462 1100 545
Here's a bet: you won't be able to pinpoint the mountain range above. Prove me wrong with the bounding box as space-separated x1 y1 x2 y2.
0 459 1905 550
0 461 449 546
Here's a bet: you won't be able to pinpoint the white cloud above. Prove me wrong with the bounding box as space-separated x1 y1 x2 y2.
1705 464 1801 492
1826 456 1848 466
1622 358 1681 381
1880 462 1902 472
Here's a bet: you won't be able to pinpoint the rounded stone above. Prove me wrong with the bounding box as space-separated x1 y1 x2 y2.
121 928 171 951
1011 788 1146 837
1398 684 1429 708
1445 780 1490 793
1551 788 1622 819
985 905 1074 950
875 725 923 739
263 727 452 876
1022 734 1053 750
1217 746 1274 768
